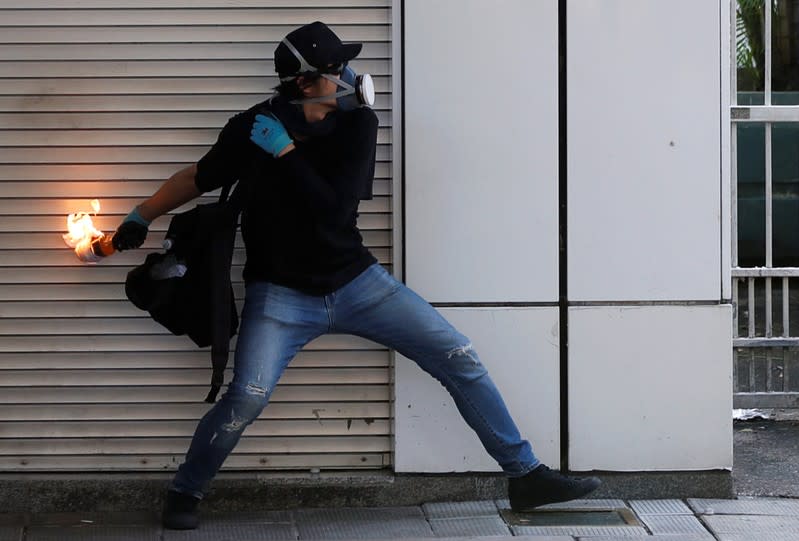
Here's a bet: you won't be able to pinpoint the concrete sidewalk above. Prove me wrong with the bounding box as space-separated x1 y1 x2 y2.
1 419 794 540
3 496 799 541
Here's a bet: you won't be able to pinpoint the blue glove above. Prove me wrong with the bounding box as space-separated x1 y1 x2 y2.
112 206 150 251
123 207 151 227
250 113 293 157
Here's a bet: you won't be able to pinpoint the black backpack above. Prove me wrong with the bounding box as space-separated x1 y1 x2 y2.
125 182 245 403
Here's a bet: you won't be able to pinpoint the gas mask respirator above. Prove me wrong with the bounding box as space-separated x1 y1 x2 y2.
280 38 375 111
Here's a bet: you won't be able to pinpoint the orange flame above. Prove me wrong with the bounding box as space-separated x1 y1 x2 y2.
63 200 107 263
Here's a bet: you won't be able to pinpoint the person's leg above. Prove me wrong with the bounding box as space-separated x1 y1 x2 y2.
170 281 328 498
332 264 538 476
333 264 599 510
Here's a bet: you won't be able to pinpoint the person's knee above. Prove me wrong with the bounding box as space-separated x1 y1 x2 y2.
242 380 271 403
442 341 488 383
220 381 272 426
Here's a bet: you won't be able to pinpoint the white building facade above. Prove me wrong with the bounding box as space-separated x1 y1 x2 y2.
398 0 732 473
0 1 731 476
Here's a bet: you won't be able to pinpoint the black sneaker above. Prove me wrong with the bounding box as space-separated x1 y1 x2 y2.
162 490 201 530
508 464 601 511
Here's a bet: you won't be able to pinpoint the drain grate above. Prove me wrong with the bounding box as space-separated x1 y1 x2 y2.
500 507 642 528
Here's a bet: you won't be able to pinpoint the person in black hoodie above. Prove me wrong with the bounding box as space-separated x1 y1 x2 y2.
112 21 600 531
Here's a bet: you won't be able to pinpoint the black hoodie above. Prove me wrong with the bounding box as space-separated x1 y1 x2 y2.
194 96 379 295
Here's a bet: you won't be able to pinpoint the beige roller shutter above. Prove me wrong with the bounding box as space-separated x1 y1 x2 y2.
0 1 394 472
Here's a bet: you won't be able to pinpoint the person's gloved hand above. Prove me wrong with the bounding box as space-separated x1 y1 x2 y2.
112 207 150 252
250 113 293 157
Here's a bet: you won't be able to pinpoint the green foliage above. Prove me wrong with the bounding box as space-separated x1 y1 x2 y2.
737 0 765 88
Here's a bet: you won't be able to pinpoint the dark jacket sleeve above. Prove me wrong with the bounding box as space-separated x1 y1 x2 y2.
194 111 253 193
275 108 379 224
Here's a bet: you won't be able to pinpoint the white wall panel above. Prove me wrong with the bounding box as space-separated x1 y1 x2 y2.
568 0 722 301
569 305 732 471
395 307 560 472
404 0 559 303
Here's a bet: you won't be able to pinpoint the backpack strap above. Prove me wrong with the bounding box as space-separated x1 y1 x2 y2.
204 178 247 403
219 183 232 204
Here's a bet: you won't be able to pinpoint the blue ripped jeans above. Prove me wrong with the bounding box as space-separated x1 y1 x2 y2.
171 263 539 497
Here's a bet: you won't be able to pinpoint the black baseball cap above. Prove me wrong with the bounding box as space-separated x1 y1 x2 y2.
274 21 362 79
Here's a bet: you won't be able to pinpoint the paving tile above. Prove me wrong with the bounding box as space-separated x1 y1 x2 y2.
538 500 630 512
27 513 157 526
630 499 693 515
689 497 799 516
578 537 715 541
638 514 714 537
703 514 799 535
714 534 799 541
422 500 499 519
508 537 575 541
495 499 628 511
428 516 511 537
0 527 19 541
294 507 434 540
27 524 160 541
0 515 25 527
164 522 297 541
206 510 294 523
302 537 570 541
511 525 648 537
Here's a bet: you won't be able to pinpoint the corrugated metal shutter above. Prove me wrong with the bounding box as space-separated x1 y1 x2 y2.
0 1 393 472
